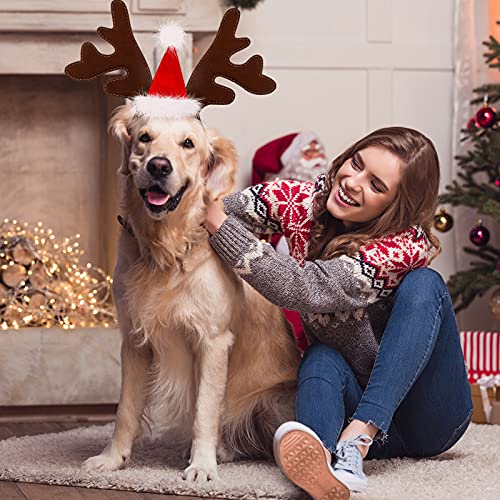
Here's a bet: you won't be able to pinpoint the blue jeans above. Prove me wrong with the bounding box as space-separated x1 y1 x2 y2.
296 267 473 459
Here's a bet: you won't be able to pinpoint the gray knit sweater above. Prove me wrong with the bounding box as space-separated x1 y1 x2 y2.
208 175 430 386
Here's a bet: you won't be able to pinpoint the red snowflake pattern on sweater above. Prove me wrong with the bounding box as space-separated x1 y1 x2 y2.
247 176 324 264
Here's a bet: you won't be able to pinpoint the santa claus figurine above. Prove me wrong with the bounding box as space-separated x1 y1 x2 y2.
252 131 328 186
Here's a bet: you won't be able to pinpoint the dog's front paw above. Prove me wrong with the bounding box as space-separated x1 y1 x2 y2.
183 459 220 482
82 452 127 472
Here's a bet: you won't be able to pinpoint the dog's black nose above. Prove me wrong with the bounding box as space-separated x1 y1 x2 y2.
146 157 172 179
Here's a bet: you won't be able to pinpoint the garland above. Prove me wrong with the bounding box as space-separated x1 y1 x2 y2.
227 0 265 10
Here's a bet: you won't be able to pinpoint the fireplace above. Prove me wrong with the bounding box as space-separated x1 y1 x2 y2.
0 0 222 273
0 0 223 406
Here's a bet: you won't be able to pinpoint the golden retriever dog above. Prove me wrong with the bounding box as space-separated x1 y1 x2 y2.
81 104 301 481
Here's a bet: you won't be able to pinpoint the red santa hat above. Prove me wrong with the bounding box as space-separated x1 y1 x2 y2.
132 24 201 119
252 131 328 185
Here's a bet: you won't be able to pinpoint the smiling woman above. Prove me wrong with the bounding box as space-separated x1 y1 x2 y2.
202 126 472 498
326 147 402 229
307 127 442 262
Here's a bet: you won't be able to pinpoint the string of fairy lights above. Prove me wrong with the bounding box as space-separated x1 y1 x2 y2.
0 219 116 330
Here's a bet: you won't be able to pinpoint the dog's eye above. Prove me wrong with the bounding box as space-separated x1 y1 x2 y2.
139 133 152 143
182 138 195 149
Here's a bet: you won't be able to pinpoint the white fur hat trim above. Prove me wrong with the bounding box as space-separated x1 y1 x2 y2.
132 95 201 118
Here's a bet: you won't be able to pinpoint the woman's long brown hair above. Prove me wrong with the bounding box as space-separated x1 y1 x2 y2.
306 126 442 264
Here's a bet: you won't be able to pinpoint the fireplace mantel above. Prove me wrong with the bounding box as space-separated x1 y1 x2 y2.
0 0 224 74
0 0 223 32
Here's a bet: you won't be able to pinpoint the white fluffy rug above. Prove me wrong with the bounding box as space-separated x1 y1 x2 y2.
0 423 499 499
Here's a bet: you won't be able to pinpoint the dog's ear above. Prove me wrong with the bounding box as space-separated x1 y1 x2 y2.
109 104 135 175
204 130 238 200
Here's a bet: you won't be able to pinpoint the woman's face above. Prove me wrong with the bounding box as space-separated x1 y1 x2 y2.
326 146 403 229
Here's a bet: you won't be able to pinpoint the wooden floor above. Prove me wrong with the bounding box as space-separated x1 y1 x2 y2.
0 421 208 500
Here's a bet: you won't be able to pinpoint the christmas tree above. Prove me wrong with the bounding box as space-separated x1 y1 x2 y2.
437 23 500 313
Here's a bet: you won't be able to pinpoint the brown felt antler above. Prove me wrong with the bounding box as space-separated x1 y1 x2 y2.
186 8 276 108
65 0 152 98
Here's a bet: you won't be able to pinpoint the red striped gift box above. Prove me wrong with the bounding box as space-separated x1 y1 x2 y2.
459 331 500 382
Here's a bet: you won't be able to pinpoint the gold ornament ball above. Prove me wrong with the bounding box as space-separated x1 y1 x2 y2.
434 208 454 232
489 288 500 321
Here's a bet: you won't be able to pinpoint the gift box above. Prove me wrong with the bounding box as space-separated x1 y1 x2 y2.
459 331 500 382
459 332 500 424
470 381 500 424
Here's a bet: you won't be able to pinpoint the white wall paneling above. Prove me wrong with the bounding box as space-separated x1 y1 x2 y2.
367 0 392 43
367 70 393 130
202 0 455 282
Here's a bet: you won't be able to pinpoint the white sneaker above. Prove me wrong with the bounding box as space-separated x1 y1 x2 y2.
273 421 350 499
332 434 373 493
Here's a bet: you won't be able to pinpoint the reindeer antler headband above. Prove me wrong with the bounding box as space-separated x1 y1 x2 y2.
65 0 276 118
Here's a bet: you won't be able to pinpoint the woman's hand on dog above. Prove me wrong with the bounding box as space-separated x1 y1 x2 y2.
203 196 227 235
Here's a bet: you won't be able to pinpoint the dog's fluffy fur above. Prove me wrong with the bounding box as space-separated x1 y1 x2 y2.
82 105 301 481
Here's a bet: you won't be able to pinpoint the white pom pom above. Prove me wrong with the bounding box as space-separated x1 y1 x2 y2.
155 23 186 51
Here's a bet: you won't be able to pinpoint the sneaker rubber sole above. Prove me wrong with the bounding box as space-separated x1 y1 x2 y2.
278 429 350 500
